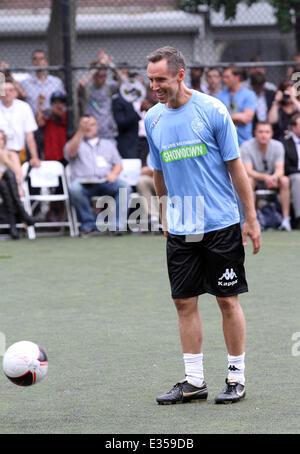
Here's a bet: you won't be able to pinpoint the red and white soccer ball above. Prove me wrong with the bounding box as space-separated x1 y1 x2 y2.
3 341 48 386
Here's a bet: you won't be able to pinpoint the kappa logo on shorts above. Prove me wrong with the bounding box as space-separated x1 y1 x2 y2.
218 268 238 287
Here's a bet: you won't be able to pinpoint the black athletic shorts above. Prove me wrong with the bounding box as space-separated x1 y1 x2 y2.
166 223 248 299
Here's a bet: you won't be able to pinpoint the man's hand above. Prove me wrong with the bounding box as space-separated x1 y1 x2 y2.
264 174 278 189
78 117 90 135
38 94 46 107
106 172 118 183
242 217 261 254
29 157 41 168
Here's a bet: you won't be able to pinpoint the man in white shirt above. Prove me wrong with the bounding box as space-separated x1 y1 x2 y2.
0 80 40 167
283 113 300 229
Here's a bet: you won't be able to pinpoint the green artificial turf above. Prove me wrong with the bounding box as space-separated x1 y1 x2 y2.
0 231 299 434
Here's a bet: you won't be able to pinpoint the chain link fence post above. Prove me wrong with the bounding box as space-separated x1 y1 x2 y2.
62 0 78 139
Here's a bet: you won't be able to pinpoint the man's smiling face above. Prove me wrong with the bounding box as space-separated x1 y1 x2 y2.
147 58 183 107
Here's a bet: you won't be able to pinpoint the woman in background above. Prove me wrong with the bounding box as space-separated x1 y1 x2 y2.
0 130 34 239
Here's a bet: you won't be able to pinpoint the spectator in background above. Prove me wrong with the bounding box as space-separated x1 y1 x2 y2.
131 73 157 165
0 130 34 239
36 91 67 163
268 79 300 140
0 62 26 99
287 54 300 80
241 121 291 231
114 61 130 82
283 113 300 229
112 72 154 160
250 71 275 130
246 56 277 91
0 79 40 167
78 49 120 141
64 115 131 236
0 130 23 195
112 91 141 159
36 91 68 223
21 50 65 115
187 62 208 93
21 49 65 159
216 65 257 145
205 67 222 97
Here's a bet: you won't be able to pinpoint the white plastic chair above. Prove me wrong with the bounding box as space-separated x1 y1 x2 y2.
22 161 76 239
119 158 142 187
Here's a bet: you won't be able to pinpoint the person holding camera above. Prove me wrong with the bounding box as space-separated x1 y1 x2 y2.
268 79 300 141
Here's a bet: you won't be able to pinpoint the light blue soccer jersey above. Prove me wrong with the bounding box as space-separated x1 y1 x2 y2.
145 90 240 235
216 86 257 145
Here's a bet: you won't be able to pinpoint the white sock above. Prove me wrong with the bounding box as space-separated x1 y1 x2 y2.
227 353 245 385
183 353 204 387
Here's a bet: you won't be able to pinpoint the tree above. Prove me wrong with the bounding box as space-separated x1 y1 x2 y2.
47 0 78 136
47 0 77 71
179 0 300 52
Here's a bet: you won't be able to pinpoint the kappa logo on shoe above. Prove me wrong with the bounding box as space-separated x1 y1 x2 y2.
218 268 238 287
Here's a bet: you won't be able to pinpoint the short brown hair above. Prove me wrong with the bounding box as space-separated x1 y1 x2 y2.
291 113 300 127
147 46 186 75
224 65 245 81
254 121 273 129
206 67 221 76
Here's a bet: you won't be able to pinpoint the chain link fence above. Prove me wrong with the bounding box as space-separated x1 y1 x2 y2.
0 0 299 143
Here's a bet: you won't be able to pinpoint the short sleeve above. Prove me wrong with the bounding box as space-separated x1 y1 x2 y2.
240 142 252 163
212 99 240 162
145 115 162 171
273 140 285 163
109 141 123 166
23 102 38 133
243 89 257 111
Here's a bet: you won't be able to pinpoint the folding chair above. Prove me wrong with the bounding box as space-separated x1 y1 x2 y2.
119 158 142 190
119 158 144 232
255 189 277 209
64 164 80 236
22 161 76 239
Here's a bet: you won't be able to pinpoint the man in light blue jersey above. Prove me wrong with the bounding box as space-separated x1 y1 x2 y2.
216 65 257 146
145 46 261 405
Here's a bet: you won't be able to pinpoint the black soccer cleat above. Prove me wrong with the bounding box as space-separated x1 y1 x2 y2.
214 378 246 404
156 380 208 405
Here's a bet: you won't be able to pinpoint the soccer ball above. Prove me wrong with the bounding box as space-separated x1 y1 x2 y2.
3 341 48 386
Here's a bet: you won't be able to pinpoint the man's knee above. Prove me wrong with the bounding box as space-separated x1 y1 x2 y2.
69 181 87 205
174 297 198 315
216 295 239 313
279 175 290 189
69 181 85 203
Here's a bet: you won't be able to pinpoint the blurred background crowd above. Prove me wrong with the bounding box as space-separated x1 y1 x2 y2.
0 0 300 238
